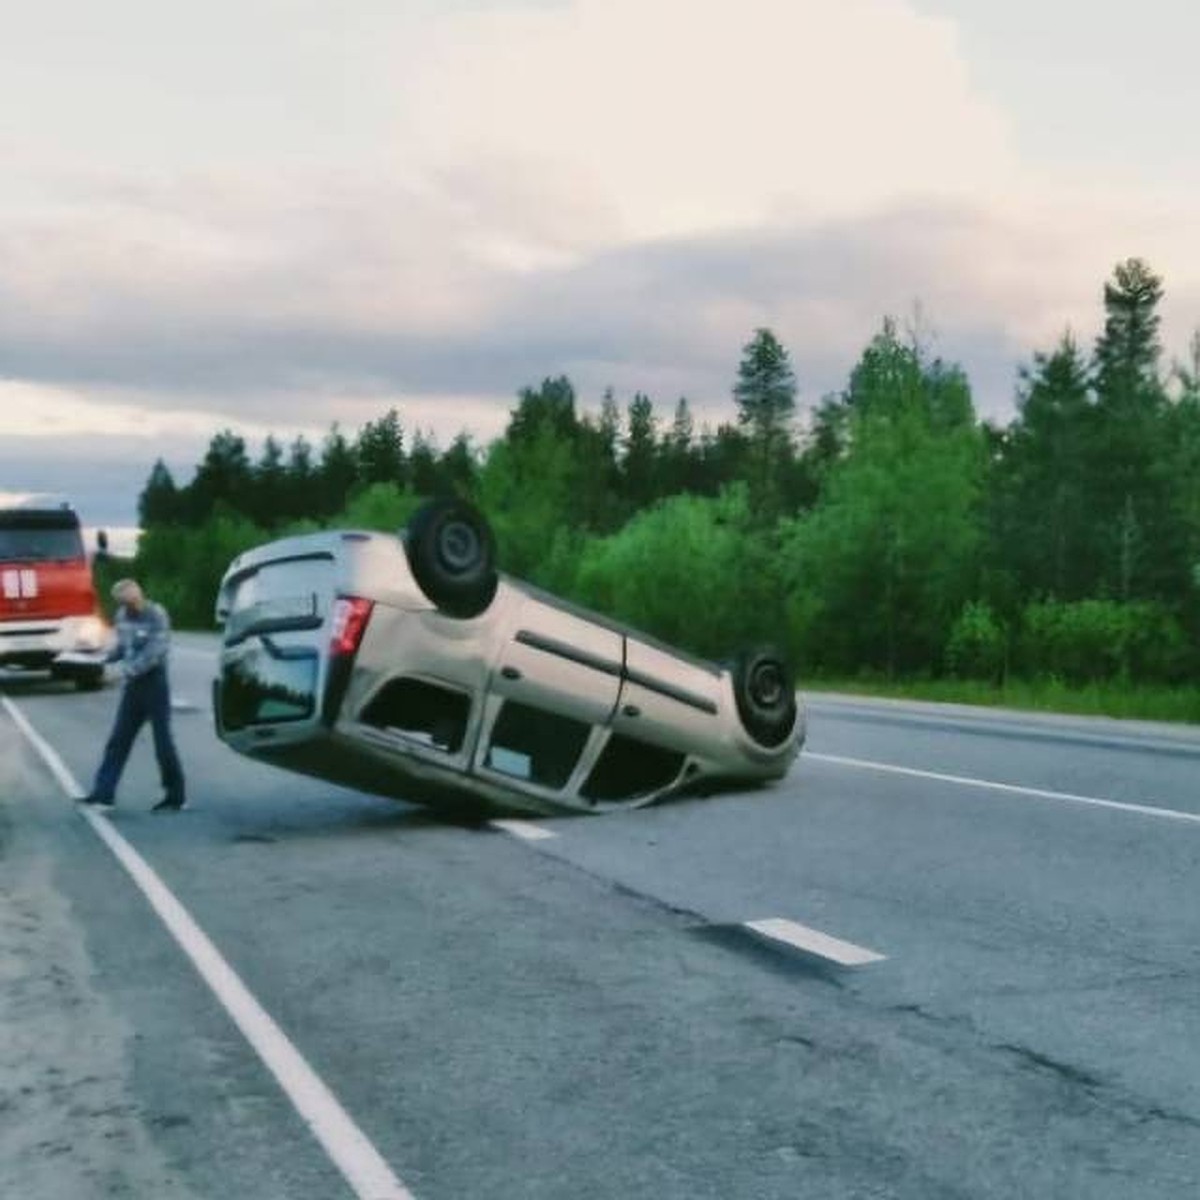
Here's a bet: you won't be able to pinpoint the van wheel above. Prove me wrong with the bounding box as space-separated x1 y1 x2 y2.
75 668 105 691
732 648 796 748
405 498 498 618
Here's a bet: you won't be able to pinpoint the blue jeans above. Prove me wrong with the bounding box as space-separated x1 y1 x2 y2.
91 667 186 804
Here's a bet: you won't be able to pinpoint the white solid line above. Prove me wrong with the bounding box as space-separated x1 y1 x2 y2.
744 918 886 966
489 818 558 841
807 751 1200 826
2 695 416 1200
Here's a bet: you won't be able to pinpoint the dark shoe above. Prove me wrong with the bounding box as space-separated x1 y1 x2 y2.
80 793 115 808
152 797 187 812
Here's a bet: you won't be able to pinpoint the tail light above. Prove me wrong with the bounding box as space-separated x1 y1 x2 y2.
330 596 373 657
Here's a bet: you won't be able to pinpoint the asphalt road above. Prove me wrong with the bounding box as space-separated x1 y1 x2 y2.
2 632 1199 1199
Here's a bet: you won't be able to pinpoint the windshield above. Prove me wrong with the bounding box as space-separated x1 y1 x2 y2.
0 525 85 562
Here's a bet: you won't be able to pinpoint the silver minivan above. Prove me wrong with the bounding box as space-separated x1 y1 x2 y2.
213 499 804 816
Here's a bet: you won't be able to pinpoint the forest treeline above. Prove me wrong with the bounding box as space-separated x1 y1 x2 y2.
123 258 1200 688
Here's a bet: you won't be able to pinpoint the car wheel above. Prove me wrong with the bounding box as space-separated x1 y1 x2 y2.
732 648 797 748
405 497 498 618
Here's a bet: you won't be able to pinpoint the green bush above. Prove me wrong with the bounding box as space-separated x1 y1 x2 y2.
944 601 1007 681
1016 599 1190 684
339 483 425 533
570 487 787 660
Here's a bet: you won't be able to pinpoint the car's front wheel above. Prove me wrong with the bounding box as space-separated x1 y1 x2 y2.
732 648 797 748
404 497 498 618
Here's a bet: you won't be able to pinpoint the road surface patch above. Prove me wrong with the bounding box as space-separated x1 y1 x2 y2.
1 694 417 1200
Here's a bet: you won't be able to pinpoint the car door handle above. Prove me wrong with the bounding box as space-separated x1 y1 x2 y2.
622 704 640 718
501 665 522 680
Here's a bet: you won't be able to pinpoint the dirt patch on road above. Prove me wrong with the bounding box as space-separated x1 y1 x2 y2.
0 750 199 1198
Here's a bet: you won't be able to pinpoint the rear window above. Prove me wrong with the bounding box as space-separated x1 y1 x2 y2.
220 644 318 730
0 512 84 562
222 553 335 644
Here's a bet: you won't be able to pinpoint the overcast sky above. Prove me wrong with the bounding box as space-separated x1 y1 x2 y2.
2 0 1197 531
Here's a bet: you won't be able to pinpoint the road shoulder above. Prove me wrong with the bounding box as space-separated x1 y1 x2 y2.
0 723 197 1199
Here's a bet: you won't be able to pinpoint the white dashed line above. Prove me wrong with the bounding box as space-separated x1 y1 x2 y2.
2 694 417 1200
490 818 558 841
806 752 1200 826
744 918 886 966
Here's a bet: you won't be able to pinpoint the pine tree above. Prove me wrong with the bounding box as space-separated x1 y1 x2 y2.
623 393 658 510
734 328 796 439
356 408 406 486
993 332 1096 599
440 432 478 496
284 435 316 519
661 396 695 494
408 430 440 495
733 328 798 516
1090 259 1183 599
138 459 180 528
184 430 253 523
252 435 287 527
508 376 578 445
318 423 358 516
1094 258 1164 416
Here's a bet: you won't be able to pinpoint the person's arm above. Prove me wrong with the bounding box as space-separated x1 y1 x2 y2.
124 606 171 676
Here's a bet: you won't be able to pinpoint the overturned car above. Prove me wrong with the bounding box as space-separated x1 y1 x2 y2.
212 499 804 816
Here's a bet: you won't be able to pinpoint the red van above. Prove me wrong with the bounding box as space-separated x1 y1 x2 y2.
0 503 112 689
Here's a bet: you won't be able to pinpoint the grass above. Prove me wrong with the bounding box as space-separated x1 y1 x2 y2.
803 675 1200 726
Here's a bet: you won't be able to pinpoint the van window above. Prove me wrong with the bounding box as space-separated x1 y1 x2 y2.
484 700 590 789
0 513 84 562
360 678 471 753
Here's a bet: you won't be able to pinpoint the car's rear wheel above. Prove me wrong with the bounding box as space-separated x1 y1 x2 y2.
404 497 498 618
732 648 797 747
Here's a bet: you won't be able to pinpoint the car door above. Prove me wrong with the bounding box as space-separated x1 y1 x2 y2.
610 636 725 759
475 593 623 796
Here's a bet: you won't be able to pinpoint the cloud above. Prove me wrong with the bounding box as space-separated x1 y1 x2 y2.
399 0 1019 236
3 0 1199 530
3 176 1197 442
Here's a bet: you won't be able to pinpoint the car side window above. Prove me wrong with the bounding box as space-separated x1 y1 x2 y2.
484 700 590 789
360 678 471 753
580 733 685 802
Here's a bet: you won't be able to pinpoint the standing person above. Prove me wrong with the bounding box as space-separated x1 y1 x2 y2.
82 579 187 812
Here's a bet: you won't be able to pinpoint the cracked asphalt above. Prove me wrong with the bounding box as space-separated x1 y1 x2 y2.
2 636 1199 1198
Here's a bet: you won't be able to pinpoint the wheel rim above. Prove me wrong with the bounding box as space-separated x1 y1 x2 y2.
436 520 480 574
749 661 784 709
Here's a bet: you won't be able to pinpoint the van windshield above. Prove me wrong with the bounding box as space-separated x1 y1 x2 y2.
0 524 85 562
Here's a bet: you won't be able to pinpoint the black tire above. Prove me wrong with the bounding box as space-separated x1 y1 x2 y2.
404 497 498 619
732 648 797 748
74 668 105 692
